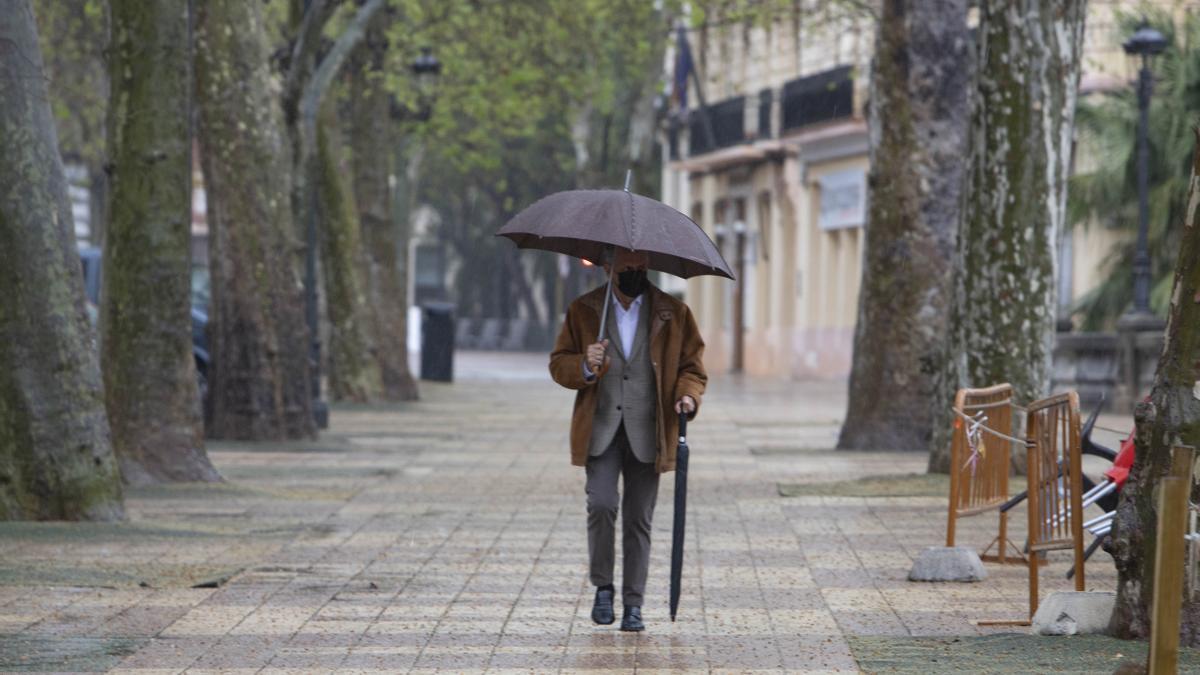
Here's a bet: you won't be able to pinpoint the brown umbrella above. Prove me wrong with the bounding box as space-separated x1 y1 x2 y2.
497 178 734 339
497 188 734 281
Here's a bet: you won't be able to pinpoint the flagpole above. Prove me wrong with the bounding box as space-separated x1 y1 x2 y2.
676 24 716 151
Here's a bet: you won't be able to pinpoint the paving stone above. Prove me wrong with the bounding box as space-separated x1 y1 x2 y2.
0 353 1122 672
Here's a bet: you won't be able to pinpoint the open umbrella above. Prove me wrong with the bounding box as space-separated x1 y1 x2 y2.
496 172 733 338
670 410 690 621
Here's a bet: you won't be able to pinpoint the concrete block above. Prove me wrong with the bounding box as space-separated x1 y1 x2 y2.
907 546 987 582
1031 591 1115 636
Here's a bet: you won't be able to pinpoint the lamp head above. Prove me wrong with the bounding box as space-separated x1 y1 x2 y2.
1123 21 1168 57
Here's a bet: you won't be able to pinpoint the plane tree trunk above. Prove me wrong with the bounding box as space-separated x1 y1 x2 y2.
1110 133 1200 643
194 0 315 440
283 0 388 404
0 2 125 520
838 0 970 452
316 113 380 402
349 21 419 401
929 0 1087 472
103 0 219 483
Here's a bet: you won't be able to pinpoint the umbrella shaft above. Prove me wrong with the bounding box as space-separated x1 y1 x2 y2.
597 254 616 342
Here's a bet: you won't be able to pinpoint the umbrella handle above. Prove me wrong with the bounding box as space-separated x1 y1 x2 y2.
678 411 687 443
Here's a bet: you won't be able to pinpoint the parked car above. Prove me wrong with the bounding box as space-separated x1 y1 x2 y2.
78 246 211 406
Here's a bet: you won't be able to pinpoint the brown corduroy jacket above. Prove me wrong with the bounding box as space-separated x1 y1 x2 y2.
549 284 707 473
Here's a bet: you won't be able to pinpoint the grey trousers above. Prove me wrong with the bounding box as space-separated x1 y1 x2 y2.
586 424 660 606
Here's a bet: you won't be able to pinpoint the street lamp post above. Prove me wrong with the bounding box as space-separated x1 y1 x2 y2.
304 48 441 428
410 47 442 121
1123 21 1167 320
1115 21 1169 412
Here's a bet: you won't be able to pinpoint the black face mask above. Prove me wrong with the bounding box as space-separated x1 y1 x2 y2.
617 269 648 298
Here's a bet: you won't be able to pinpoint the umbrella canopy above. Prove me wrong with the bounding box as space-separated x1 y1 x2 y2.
496 189 735 280
670 411 690 621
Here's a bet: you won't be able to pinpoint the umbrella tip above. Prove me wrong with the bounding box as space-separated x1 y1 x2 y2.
624 169 632 192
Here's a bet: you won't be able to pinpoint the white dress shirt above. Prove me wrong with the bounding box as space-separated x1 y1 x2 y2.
612 293 643 358
583 293 643 379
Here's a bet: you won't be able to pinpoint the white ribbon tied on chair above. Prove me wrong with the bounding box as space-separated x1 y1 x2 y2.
963 411 988 477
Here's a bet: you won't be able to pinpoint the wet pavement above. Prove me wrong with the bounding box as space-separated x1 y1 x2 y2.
0 351 1124 673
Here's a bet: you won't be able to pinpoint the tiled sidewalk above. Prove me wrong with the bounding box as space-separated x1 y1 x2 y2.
0 352 1121 673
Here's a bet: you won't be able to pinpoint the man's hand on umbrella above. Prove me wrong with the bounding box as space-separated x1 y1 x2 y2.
675 396 696 415
586 339 610 373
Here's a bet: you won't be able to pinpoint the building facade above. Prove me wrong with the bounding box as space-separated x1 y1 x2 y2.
661 2 1164 378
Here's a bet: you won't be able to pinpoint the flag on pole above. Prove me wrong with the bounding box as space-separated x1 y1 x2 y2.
671 25 692 115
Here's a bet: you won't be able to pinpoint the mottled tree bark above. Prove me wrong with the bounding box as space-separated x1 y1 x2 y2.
317 115 380 402
838 0 970 452
349 21 419 401
30 0 110 245
283 0 387 405
1110 133 1200 643
103 0 219 484
929 0 1086 472
0 2 124 520
194 0 315 440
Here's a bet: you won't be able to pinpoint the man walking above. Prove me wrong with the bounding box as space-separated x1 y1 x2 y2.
549 249 707 632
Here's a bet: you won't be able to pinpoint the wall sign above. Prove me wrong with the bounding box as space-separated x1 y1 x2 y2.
817 168 866 230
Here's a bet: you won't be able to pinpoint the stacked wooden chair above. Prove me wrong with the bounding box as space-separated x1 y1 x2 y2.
943 386 1091 623
1023 391 1086 617
946 384 1025 563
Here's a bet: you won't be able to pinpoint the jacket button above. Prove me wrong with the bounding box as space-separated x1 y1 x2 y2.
624 376 629 380
616 405 622 411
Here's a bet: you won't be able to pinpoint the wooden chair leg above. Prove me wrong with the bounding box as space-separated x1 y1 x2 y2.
998 511 1008 564
1029 548 1039 619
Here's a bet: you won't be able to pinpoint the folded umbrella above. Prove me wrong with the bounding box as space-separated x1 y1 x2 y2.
670 410 690 621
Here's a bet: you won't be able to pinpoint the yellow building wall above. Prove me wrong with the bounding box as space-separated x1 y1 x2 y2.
666 0 1181 378
790 155 866 379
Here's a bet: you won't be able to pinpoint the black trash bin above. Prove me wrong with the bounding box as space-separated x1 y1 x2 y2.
421 302 455 382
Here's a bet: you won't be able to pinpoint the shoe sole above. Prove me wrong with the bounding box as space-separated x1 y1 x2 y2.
619 625 644 632
592 615 615 625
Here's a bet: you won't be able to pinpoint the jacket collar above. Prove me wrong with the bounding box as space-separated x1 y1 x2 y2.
580 282 675 343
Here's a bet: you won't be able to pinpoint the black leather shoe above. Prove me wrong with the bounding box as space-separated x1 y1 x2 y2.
591 585 614 625
620 605 644 632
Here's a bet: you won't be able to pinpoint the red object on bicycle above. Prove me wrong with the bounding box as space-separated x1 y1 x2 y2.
1104 430 1136 488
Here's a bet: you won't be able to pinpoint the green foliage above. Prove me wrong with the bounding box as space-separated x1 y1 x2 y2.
379 0 677 320
689 0 874 31
372 0 879 321
30 0 107 169
1068 9 1199 330
386 1 643 178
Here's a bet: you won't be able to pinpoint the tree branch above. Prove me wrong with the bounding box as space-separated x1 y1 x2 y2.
299 0 388 143
281 0 340 124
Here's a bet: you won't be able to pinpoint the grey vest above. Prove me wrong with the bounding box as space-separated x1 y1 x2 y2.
589 297 657 463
